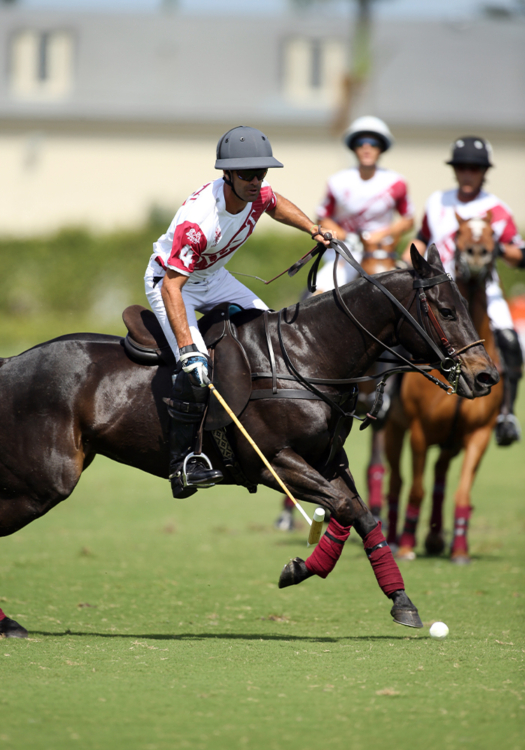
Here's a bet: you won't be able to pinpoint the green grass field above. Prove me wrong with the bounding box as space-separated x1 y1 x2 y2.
0 394 524 750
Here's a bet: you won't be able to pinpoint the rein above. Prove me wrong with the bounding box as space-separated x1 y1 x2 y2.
270 239 483 427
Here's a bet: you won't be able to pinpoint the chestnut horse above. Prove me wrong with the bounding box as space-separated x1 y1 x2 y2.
0 245 497 636
385 215 503 564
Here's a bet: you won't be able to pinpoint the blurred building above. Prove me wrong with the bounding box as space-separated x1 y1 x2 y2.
0 7 524 235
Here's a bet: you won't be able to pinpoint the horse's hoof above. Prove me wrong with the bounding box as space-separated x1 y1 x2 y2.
425 531 445 556
450 552 471 565
278 557 313 589
396 547 416 561
390 606 423 628
0 617 28 638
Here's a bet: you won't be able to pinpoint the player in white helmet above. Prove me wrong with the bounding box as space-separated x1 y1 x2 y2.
275 117 414 532
406 136 523 445
314 115 414 291
144 126 331 498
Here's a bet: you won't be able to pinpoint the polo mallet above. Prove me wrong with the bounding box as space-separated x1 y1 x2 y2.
208 383 325 545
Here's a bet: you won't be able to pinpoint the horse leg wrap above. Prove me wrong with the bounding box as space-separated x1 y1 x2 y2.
364 522 405 596
399 504 421 549
367 463 385 517
386 495 399 545
0 608 5 621
304 517 352 579
451 506 472 555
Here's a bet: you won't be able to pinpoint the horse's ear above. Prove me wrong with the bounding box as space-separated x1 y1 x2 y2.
426 243 446 273
410 243 432 276
455 211 465 227
484 209 493 224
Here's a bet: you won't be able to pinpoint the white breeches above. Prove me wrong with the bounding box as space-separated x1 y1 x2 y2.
144 266 268 360
442 258 514 331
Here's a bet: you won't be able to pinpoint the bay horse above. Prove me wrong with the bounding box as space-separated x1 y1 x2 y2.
0 245 498 637
385 215 504 564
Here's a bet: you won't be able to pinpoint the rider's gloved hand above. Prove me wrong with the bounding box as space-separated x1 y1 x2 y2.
179 345 210 387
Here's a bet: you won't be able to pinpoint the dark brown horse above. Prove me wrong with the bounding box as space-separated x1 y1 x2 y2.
385 216 504 564
0 246 498 636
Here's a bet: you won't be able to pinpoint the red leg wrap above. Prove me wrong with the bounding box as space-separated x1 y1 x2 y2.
399 503 421 549
364 522 405 596
367 463 385 515
451 506 472 554
305 517 352 579
386 494 399 545
0 609 5 621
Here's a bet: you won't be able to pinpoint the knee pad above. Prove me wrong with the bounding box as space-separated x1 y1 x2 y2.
495 329 523 379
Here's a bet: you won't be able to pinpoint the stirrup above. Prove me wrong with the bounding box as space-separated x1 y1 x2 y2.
182 452 223 488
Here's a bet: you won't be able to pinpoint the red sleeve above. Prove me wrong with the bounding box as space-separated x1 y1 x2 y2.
317 186 336 219
490 205 519 244
167 221 207 275
390 179 413 217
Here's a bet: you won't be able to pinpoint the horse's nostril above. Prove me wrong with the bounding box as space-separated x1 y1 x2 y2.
477 370 498 387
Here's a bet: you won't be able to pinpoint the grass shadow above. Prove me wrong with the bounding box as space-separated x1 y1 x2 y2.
29 630 422 643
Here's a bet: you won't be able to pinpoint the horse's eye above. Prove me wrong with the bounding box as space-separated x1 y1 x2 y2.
467 247 474 255
439 307 455 320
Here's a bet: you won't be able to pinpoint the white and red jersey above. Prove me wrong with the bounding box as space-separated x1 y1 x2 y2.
418 189 521 267
317 167 414 237
146 178 277 282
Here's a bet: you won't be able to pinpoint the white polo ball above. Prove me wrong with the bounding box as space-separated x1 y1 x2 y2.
429 621 449 640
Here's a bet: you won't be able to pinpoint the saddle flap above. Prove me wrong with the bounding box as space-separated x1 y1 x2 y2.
200 306 266 432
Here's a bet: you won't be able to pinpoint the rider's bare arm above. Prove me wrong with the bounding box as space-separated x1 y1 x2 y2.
267 193 332 246
314 216 343 240
161 270 193 349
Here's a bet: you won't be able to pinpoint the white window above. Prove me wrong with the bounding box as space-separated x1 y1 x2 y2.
10 30 74 100
282 37 346 108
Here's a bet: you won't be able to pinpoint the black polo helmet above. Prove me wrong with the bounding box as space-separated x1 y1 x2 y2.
215 126 283 170
446 136 494 168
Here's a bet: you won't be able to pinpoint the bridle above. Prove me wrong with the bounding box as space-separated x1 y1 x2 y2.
273 239 484 428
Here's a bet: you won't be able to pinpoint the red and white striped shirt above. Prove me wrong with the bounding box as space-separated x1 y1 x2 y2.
418 189 521 266
146 178 277 282
317 167 413 237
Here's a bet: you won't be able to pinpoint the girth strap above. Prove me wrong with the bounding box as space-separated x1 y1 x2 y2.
250 389 323 401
